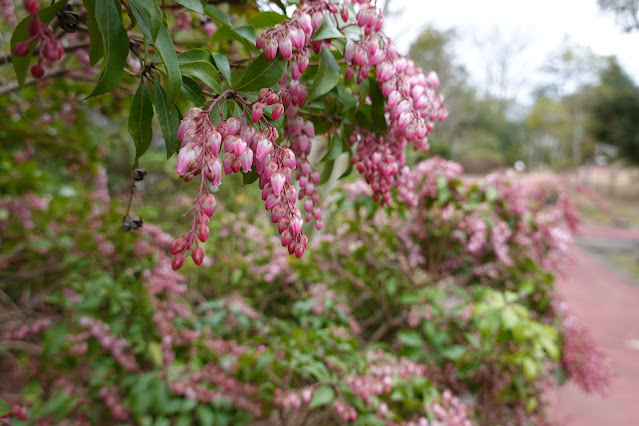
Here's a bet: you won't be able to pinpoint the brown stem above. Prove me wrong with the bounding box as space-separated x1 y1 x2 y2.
0 41 91 66
0 68 96 97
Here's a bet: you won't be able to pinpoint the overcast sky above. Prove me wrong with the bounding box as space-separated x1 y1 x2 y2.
382 0 639 104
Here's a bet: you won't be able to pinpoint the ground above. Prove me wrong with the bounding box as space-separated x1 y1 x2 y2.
546 166 639 425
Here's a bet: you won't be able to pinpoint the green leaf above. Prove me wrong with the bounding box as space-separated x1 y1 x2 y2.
154 26 183 108
397 330 424 348
154 81 181 158
195 405 215 426
501 306 519 330
235 54 286 92
129 80 154 160
485 185 498 202
318 159 334 185
212 52 232 84
242 168 259 185
369 77 387 132
174 0 206 13
309 385 335 409
248 11 288 28
204 4 232 27
181 76 206 106
11 0 70 87
82 0 103 66
88 0 129 97
312 14 344 41
308 48 341 101
441 345 466 361
177 49 214 65
233 25 258 46
129 0 162 42
179 61 221 93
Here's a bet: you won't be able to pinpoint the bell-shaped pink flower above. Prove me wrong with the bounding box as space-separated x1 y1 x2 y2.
270 172 286 195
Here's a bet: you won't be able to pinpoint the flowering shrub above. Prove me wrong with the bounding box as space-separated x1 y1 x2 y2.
1 0 610 425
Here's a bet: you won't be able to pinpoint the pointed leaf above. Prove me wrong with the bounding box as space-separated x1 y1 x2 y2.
82 0 103 66
11 0 70 87
235 53 286 92
154 26 183 107
312 14 344 41
212 52 232 84
308 48 341 101
179 61 221 93
248 11 288 28
154 81 181 158
318 159 334 185
129 0 162 42
181 76 206 106
204 4 232 26
174 0 206 13
129 80 154 160
177 49 214 65
88 0 129 97
309 385 335 409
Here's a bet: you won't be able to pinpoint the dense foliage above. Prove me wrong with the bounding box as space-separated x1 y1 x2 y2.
1 0 611 425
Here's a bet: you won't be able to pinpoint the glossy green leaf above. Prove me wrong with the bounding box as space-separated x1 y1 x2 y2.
179 61 221 93
312 14 344 41
129 80 154 160
242 168 259 185
82 0 103 66
318 159 334 185
154 81 181 158
154 26 183 107
88 0 129 97
248 11 288 28
308 49 341 101
195 405 215 426
177 49 214 65
397 330 424 347
204 4 232 26
309 385 335 409
129 0 162 42
11 0 70 87
212 52 232 84
233 25 258 46
174 0 206 13
235 53 286 92
181 76 206 106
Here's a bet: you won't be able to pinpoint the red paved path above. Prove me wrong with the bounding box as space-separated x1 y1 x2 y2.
549 229 639 425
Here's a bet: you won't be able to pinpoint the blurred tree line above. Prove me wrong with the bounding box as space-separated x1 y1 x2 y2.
408 26 639 171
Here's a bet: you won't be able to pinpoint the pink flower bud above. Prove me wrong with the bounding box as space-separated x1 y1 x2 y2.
272 103 284 121
197 224 209 242
290 215 303 233
175 144 201 175
280 148 296 170
265 39 278 61
294 242 305 258
271 204 286 223
256 32 267 49
297 55 310 73
271 172 286 195
234 137 247 157
280 229 293 247
266 93 280 105
178 117 194 141
278 217 290 234
12 41 30 57
341 6 349 22
279 37 293 59
387 90 401 109
426 71 440 87
24 0 40 15
254 134 273 160
200 194 217 217
223 152 234 176
376 62 394 82
226 117 241 135
252 102 265 123
206 130 222 156
258 87 272 102
30 64 45 78
206 157 222 185
265 192 281 210
344 64 356 80
170 236 187 255
191 247 205 265
264 160 279 181
172 253 185 270
398 112 412 129
239 147 254 173
311 11 323 31
298 13 312 34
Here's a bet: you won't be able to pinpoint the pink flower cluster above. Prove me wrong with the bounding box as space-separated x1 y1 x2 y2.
98 386 130 421
1 317 51 340
75 316 139 372
173 96 308 265
12 0 65 78
1 0 16 26
1 401 30 421
169 363 261 417
556 301 611 395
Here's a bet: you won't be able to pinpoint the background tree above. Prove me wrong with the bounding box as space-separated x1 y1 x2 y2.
586 56 639 165
597 0 639 32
